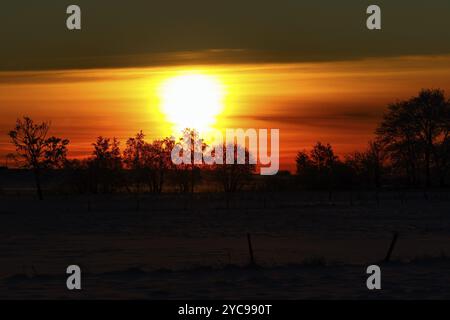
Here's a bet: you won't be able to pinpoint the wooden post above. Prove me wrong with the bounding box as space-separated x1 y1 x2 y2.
384 232 399 263
247 233 256 266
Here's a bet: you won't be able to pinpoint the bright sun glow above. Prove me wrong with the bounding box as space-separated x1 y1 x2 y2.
160 73 225 134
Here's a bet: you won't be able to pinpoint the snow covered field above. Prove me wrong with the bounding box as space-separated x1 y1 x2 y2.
1 191 450 299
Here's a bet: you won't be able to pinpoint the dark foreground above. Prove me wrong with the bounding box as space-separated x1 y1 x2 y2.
1 191 450 299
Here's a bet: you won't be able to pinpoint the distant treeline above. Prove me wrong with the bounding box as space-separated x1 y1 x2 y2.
295 89 450 192
6 120 254 198
4 89 450 199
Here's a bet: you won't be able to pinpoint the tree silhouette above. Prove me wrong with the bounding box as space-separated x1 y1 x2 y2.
123 131 146 170
123 131 146 192
44 136 70 169
143 137 175 193
309 142 338 172
296 142 353 195
8 116 69 200
376 89 450 187
297 143 330 180
172 128 206 193
91 136 122 193
92 136 121 168
213 143 255 193
123 132 174 193
345 141 384 189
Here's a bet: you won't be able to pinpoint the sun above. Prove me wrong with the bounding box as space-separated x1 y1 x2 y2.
159 73 225 134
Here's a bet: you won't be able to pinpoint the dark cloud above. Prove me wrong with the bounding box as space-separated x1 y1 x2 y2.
1 0 450 70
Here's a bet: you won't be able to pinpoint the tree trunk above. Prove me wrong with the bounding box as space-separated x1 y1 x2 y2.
33 167 43 200
190 165 195 194
425 150 431 188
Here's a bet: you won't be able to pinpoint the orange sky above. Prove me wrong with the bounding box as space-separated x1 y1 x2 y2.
1 55 450 171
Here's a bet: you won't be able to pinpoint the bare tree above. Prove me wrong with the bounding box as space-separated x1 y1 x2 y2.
91 136 122 193
309 142 338 172
296 142 353 197
43 136 70 169
92 136 121 168
172 128 206 193
123 131 146 192
8 116 69 200
123 132 174 193
213 143 255 193
142 138 175 193
345 141 385 189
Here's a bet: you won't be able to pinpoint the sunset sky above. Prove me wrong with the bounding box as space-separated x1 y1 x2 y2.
1 1 450 171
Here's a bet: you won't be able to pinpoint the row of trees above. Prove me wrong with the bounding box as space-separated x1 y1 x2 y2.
296 89 450 190
66 133 177 194
8 122 255 199
296 141 382 193
7 88 450 199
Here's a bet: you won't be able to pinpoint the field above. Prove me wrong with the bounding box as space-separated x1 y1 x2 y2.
1 191 450 299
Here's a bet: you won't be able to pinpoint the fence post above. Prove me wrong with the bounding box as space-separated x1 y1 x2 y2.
247 233 256 267
384 231 399 263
